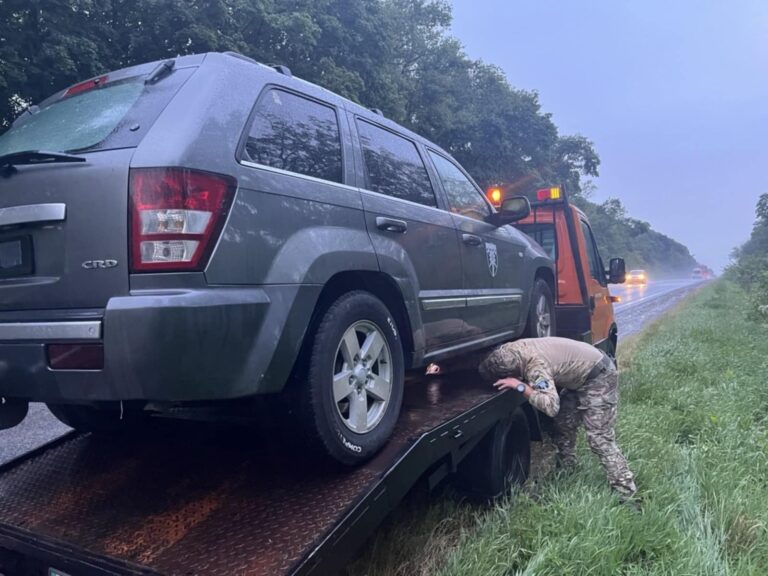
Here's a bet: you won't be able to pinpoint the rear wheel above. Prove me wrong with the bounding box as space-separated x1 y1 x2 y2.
455 408 531 501
47 402 146 434
296 291 405 465
524 278 556 338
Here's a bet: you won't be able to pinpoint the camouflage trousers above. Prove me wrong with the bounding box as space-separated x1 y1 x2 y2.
554 369 637 497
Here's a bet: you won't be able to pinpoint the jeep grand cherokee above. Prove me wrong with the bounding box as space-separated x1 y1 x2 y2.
0 52 554 463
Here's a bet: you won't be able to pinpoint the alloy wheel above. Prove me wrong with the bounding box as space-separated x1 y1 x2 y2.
332 320 393 433
535 294 552 337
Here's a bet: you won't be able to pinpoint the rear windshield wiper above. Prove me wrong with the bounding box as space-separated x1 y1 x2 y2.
145 59 176 85
0 150 87 169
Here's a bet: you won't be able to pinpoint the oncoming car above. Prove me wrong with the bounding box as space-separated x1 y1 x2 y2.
626 269 648 285
0 52 554 465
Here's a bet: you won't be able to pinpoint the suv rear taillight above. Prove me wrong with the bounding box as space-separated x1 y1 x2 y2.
129 168 236 272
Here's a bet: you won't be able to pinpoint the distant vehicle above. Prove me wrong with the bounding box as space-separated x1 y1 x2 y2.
626 269 648 285
692 265 712 280
498 185 626 358
0 51 555 465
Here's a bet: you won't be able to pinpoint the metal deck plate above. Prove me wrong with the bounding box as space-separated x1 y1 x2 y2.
0 373 497 575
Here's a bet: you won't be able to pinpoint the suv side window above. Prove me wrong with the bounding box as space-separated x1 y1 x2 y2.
580 220 606 285
356 119 437 207
428 150 491 221
244 88 343 183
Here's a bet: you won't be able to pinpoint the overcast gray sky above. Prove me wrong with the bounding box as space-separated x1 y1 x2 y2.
449 1 768 271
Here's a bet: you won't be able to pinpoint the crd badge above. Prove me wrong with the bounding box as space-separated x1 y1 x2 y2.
82 259 118 270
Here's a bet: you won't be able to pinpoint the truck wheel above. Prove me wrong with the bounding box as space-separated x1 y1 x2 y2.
524 278 556 338
455 408 531 501
47 402 145 434
608 326 618 360
298 291 405 465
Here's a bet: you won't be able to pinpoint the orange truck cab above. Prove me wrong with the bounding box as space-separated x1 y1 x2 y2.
490 186 626 357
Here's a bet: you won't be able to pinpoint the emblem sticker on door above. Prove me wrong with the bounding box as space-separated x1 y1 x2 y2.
486 242 498 278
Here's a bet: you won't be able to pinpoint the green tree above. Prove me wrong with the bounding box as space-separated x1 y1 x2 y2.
0 0 691 273
573 196 697 275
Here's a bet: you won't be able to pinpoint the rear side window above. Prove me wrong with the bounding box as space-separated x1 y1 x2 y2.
517 224 556 260
356 120 436 207
0 80 144 156
428 151 490 221
244 89 343 183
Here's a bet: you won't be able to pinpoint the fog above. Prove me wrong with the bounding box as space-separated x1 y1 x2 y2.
451 0 768 272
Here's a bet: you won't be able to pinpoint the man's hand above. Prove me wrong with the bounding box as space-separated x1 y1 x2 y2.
493 377 533 398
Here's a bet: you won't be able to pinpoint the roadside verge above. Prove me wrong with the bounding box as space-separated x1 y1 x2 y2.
351 281 768 576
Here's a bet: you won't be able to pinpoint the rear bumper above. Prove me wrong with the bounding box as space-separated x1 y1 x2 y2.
0 285 320 402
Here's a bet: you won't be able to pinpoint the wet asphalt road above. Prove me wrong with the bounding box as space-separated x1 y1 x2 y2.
0 278 706 466
611 278 705 338
0 403 71 465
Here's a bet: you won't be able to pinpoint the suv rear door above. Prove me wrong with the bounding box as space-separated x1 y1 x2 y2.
426 150 526 338
0 150 133 312
0 63 197 312
350 117 464 350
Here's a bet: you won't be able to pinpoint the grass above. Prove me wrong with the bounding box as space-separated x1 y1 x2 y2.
350 281 768 576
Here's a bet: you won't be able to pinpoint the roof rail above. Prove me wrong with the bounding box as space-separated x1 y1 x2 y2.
270 64 293 78
370 108 384 117
223 51 260 66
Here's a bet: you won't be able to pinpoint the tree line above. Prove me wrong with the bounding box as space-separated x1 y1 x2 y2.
1 0 695 272
729 193 768 319
573 196 697 276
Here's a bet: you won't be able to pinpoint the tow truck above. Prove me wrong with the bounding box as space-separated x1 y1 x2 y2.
489 185 626 356
0 187 624 576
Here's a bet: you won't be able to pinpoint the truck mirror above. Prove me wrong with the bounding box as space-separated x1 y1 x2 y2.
491 196 531 226
608 258 626 284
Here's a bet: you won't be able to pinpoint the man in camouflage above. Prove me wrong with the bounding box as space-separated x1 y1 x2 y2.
479 336 637 498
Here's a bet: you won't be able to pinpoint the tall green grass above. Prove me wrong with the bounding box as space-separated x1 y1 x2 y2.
353 282 768 576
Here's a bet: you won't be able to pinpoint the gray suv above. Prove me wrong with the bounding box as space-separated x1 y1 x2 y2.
0 52 553 463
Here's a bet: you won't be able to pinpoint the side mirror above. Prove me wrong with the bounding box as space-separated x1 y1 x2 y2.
607 258 626 284
490 195 531 225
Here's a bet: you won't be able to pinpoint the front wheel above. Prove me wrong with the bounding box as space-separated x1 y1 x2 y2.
524 278 556 338
297 291 405 465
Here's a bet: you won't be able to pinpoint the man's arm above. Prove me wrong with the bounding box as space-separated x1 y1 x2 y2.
494 376 559 418
523 357 560 418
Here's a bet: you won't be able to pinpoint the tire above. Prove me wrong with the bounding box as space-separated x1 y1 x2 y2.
47 402 146 434
607 328 618 360
455 408 531 501
524 278 556 338
0 399 28 430
297 291 405 465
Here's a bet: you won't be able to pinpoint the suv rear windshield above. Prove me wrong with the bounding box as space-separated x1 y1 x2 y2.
0 68 194 156
0 81 143 156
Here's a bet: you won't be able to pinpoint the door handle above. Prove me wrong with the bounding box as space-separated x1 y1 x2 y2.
589 295 596 311
376 217 408 233
461 233 482 246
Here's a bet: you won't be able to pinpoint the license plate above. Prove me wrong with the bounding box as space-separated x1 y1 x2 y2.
0 236 33 277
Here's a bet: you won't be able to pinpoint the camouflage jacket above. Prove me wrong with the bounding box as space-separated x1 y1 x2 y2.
479 337 606 418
